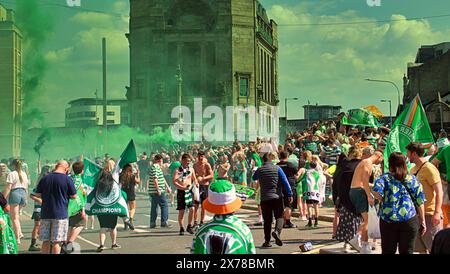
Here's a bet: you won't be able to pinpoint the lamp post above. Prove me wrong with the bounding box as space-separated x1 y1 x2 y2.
285 97 298 135
365 78 401 112
381 99 392 127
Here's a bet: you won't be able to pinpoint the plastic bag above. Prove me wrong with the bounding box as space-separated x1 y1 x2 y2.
192 184 200 202
368 205 381 239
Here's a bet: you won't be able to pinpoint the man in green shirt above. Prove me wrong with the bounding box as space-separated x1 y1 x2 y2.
191 179 255 254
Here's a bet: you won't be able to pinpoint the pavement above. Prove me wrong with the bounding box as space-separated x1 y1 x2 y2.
15 193 350 254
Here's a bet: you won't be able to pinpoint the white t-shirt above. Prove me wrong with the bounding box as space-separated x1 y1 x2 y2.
6 171 29 190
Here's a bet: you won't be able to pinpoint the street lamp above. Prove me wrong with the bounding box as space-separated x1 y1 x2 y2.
285 97 298 134
365 78 401 113
380 99 392 126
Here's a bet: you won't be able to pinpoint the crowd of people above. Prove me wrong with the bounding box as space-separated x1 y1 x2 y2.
1 113 450 254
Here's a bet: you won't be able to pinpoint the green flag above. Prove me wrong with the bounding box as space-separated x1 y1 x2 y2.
86 140 137 218
384 95 434 168
0 208 18 254
82 158 102 193
341 108 379 128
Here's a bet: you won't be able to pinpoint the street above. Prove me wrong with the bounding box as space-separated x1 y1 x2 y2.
17 193 337 254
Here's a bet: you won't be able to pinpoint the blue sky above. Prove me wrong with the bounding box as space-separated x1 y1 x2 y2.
2 0 450 125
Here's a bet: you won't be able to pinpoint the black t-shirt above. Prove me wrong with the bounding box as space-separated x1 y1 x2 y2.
0 192 7 210
333 158 361 214
277 161 298 187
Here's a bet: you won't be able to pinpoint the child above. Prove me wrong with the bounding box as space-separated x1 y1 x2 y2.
301 161 321 228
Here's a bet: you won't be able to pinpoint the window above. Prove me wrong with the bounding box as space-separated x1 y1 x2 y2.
107 111 115 116
239 77 249 97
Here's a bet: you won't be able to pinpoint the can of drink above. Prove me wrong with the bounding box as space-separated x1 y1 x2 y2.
299 242 313 252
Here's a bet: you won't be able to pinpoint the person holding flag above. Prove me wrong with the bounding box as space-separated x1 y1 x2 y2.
85 140 138 252
63 161 88 253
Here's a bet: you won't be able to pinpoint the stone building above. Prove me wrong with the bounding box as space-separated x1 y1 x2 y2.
303 104 342 121
126 0 279 139
403 42 450 131
0 4 22 158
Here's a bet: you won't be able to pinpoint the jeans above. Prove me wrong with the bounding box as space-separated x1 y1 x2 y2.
150 193 169 226
380 216 419 254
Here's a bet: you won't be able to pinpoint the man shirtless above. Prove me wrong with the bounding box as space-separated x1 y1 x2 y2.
349 150 383 254
193 151 214 228
173 154 198 235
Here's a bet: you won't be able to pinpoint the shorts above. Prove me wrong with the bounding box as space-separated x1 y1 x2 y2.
177 189 194 211
97 215 118 230
306 200 319 205
349 187 369 214
40 219 69 242
194 185 209 205
32 212 41 222
125 191 136 202
69 212 85 228
283 186 298 209
8 188 27 206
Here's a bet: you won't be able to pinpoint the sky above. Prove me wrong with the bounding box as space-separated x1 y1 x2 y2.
2 0 450 125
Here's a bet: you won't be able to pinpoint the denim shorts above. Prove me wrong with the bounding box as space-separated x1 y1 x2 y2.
8 188 27 206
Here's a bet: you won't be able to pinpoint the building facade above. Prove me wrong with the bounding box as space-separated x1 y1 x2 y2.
65 98 130 128
303 104 342 121
0 4 22 158
403 42 450 131
127 0 279 139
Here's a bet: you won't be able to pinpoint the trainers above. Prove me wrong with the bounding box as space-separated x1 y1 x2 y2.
28 243 41 252
179 227 185 236
125 219 135 231
305 222 313 228
271 231 283 246
150 224 156 229
186 225 195 235
96 245 105 253
348 235 361 252
301 216 307 221
161 223 172 228
261 242 272 248
360 242 373 254
283 223 297 229
111 243 121 250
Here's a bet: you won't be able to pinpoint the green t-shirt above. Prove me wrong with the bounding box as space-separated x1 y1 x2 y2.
301 169 321 201
68 174 87 217
149 164 167 194
435 145 450 181
252 153 262 168
191 214 256 254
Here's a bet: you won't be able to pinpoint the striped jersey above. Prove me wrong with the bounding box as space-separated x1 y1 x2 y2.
148 164 166 194
322 146 341 166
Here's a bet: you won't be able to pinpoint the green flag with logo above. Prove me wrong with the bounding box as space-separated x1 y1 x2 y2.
384 95 434 168
86 140 137 217
340 108 379 128
0 208 18 254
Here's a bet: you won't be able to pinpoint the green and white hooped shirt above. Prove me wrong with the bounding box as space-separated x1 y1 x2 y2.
191 214 256 254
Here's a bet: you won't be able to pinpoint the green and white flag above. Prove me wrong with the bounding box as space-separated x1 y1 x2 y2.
384 95 434 168
86 140 137 218
0 208 18 254
82 158 102 194
341 108 379 128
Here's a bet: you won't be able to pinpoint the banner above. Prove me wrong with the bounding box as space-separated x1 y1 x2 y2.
0 208 18 254
384 95 434 168
340 108 379 128
82 158 102 194
86 140 137 218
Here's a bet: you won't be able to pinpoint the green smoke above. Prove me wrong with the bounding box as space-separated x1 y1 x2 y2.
15 0 54 123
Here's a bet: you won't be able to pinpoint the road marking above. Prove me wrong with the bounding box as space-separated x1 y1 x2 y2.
142 215 178 223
